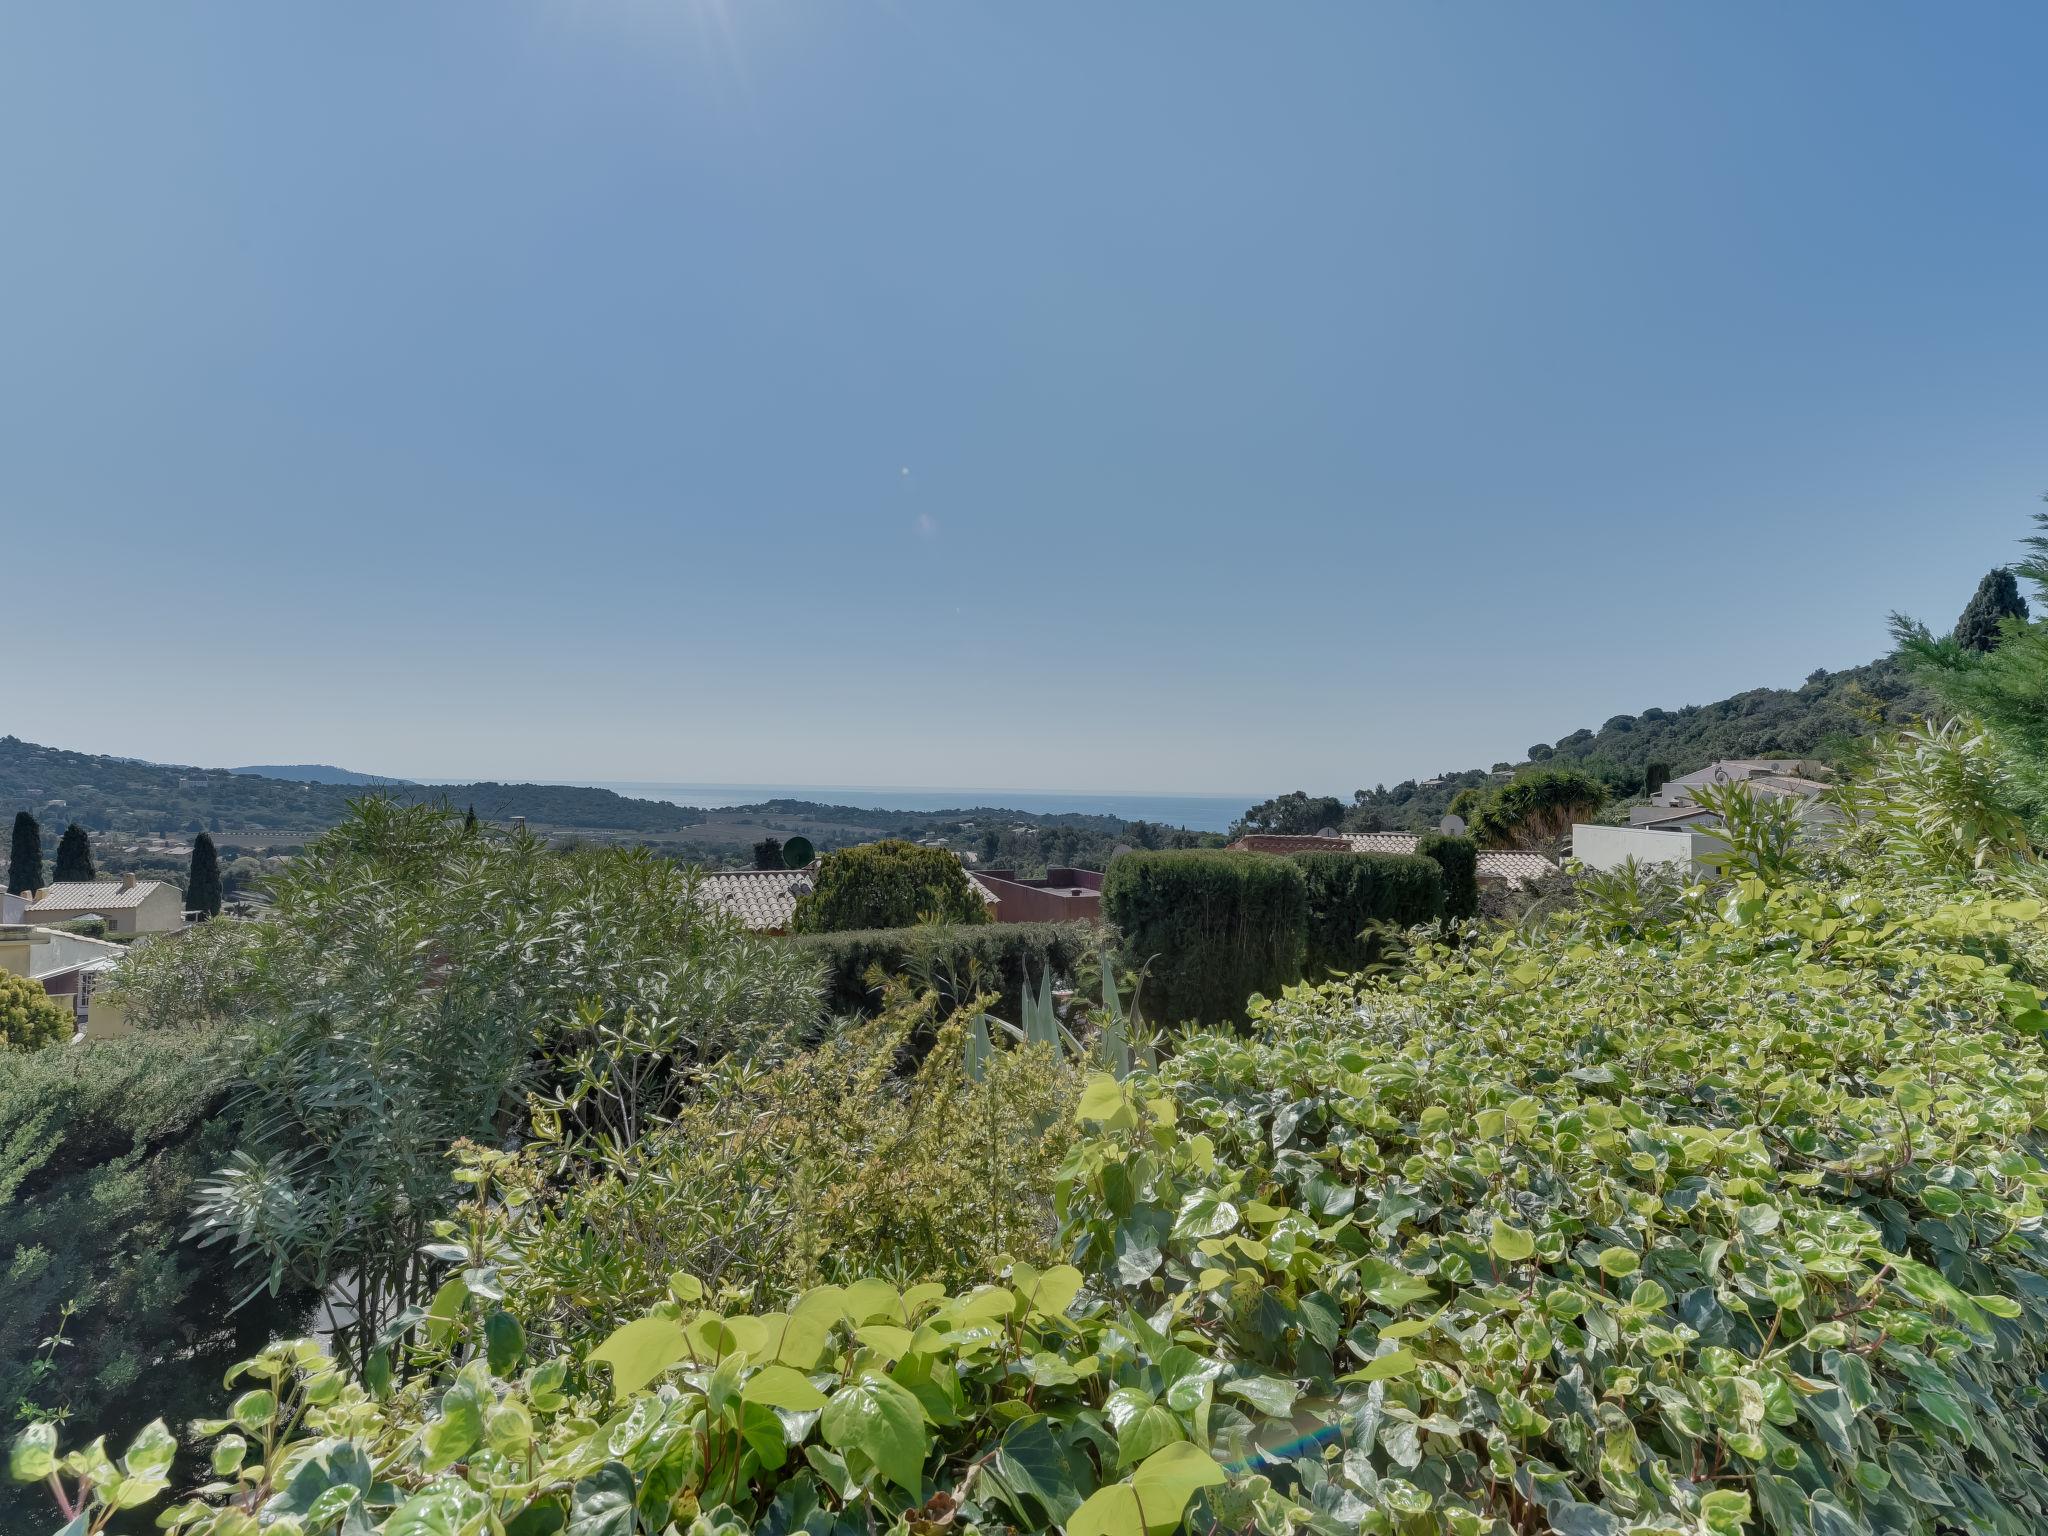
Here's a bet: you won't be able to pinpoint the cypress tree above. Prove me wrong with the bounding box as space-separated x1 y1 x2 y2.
1954 568 2029 653
752 835 784 870
8 811 42 896
53 822 95 882
187 833 223 920
464 806 478 833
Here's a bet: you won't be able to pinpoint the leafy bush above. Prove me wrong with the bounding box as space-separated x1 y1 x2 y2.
184 802 820 1365
1101 850 1307 1027
790 839 992 933
100 918 263 1032
474 995 1081 1355
0 1031 311 1529
1289 851 1442 979
0 969 72 1051
1464 766 1609 849
28 854 2048 1536
1415 831 1480 920
789 919 1095 1018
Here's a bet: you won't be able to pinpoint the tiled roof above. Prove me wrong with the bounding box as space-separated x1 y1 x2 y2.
1475 851 1557 888
27 880 174 912
697 870 816 931
698 867 999 932
1345 833 1421 854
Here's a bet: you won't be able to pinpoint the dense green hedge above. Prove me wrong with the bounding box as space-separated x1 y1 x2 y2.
790 839 991 933
1290 850 1442 978
788 920 1095 1018
0 1032 312 1528
1416 830 1480 919
1101 850 1307 1027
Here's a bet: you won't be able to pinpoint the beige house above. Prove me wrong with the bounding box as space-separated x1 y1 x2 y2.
25 875 187 935
0 924 130 1039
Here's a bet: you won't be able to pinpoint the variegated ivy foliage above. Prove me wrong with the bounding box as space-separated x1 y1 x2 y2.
15 874 2048 1536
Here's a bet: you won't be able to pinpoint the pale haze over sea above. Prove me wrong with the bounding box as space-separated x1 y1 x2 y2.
578 783 1252 835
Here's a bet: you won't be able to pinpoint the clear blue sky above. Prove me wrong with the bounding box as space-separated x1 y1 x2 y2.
6 3 2044 796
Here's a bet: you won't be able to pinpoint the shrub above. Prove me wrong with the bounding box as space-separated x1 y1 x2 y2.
0 970 73 1051
0 1031 311 1530
789 919 1095 1018
1415 830 1480 919
790 839 991 933
480 995 1081 1353
28 856 2048 1536
1466 765 1608 848
1288 851 1441 978
1101 850 1306 1026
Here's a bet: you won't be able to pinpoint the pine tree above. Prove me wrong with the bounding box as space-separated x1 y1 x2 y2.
752 836 784 870
8 811 43 896
187 832 223 920
1953 567 2029 653
53 822 95 882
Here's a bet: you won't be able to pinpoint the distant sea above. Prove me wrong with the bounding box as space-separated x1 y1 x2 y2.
570 782 1253 834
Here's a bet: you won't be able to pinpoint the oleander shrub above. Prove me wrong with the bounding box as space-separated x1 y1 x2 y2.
1416 830 1481 920
0 968 72 1051
788 919 1095 1019
0 1031 312 1530
1102 849 1308 1027
790 840 992 933
1290 850 1442 979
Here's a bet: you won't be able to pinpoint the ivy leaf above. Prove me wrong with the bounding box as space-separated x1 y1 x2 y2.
386 1481 490 1536
1077 1073 1138 1131
1699 1490 1751 1534
9 1423 57 1483
820 1373 929 1494
1490 1221 1536 1262
588 1316 691 1397
484 1311 526 1376
743 1365 830 1412
994 1418 1091 1524
120 1420 176 1479
566 1462 636 1536
1069 1442 1227 1536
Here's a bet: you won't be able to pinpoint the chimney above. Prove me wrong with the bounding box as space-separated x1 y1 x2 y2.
120 872 138 891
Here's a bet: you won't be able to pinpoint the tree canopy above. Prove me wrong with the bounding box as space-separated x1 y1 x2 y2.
1953 566 2029 652
8 811 41 895
790 839 992 933
52 822 94 882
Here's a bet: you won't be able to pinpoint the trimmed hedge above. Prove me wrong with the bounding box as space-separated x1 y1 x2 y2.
1101 851 1307 1027
789 840 991 933
1290 851 1442 978
787 920 1095 1018
1416 830 1480 919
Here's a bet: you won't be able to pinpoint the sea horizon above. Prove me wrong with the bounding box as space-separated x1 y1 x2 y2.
567 781 1255 834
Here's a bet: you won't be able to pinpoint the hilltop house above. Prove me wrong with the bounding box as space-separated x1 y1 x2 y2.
1573 758 1835 872
1225 833 1556 890
0 924 129 1038
24 875 187 935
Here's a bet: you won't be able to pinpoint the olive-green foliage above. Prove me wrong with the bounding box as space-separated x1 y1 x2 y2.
478 996 1081 1355
1415 831 1480 920
1289 851 1441 979
101 919 264 1034
0 1031 311 1529
30 839 2048 1536
790 839 992 934
788 919 1095 1017
186 832 223 919
1896 513 2048 813
1953 565 2029 652
8 808 41 895
176 802 820 1365
52 822 94 882
1101 850 1307 1027
0 969 73 1051
1229 790 1347 840
1465 765 1608 848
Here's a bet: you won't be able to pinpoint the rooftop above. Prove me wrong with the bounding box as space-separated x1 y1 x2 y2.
26 878 175 912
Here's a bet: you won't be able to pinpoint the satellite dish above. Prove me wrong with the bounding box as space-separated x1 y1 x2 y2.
1111 844 1133 859
1317 827 1339 838
1439 815 1467 836
781 835 815 868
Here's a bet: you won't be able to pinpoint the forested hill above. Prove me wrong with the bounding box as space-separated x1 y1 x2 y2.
0 737 709 837
1238 656 1945 835
231 763 414 787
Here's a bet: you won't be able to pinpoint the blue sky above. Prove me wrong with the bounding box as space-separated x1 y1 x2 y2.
5 3 2045 797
